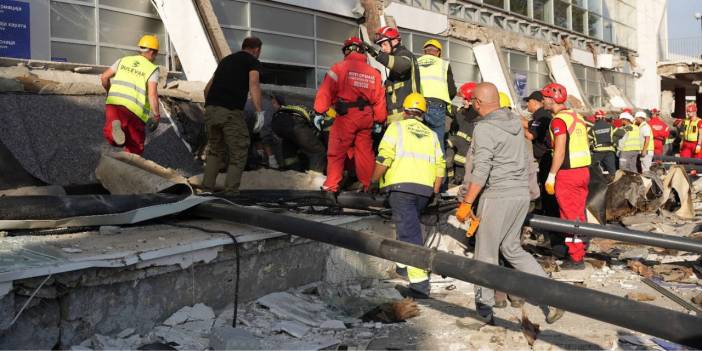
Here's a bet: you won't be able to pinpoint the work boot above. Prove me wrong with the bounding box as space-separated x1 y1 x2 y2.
560 259 586 271
509 296 525 308
456 303 495 330
494 291 507 308
546 306 565 324
202 155 222 191
111 120 125 146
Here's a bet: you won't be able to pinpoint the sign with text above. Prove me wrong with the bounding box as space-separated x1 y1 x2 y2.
0 0 30 59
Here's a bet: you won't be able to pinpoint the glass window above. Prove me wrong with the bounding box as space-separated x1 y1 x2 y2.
413 34 447 56
572 6 585 34
603 19 613 42
553 0 569 29
533 0 552 23
448 41 475 63
253 32 314 65
431 0 446 12
212 0 248 27
50 2 96 42
99 0 158 16
100 46 167 66
316 17 356 43
573 0 587 7
588 0 602 14
260 63 315 88
509 52 528 70
618 4 635 27
602 0 616 20
99 9 165 47
51 42 95 64
413 0 429 9
588 13 602 39
510 0 528 16
484 0 505 9
251 3 313 37
222 28 249 51
449 3 463 17
451 61 481 84
316 41 343 68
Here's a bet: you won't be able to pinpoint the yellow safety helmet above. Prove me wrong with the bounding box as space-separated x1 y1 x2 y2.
423 39 443 54
499 92 511 108
326 107 337 119
403 93 427 114
138 35 160 51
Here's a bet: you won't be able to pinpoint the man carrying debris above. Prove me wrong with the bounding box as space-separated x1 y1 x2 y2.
314 37 386 192
635 111 654 173
416 39 457 151
363 27 421 124
100 35 161 155
270 96 326 172
370 93 444 298
648 108 670 157
588 110 616 175
676 103 702 159
201 37 265 195
613 112 642 173
454 83 564 325
542 83 591 270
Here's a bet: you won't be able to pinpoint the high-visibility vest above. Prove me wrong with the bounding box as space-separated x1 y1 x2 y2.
640 121 655 152
377 118 446 196
417 54 450 104
617 124 642 152
105 55 158 122
549 110 591 169
589 119 615 152
684 118 701 142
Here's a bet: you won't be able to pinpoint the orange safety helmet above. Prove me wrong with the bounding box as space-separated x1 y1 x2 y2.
375 26 400 44
541 83 568 104
459 82 477 101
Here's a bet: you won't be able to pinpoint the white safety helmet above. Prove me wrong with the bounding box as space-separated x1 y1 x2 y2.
619 112 634 122
634 111 647 119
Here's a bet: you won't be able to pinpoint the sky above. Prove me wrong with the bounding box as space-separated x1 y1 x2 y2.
667 0 702 39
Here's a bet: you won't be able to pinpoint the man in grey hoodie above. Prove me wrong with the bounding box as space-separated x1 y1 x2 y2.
454 83 564 326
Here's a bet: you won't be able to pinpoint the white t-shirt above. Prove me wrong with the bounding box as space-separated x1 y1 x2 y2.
639 122 653 154
111 59 159 83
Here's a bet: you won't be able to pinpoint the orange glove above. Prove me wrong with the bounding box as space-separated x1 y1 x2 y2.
545 173 556 195
674 119 684 127
696 144 701 155
455 202 473 223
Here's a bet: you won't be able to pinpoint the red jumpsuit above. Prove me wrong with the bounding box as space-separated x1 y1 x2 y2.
680 118 702 159
648 116 669 157
314 52 387 192
103 104 146 154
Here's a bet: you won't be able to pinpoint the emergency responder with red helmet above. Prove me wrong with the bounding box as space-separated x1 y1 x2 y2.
676 104 702 159
362 26 421 124
446 82 479 185
648 108 670 156
313 37 387 192
542 83 591 270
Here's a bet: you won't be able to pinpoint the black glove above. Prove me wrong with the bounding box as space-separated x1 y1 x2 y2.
368 180 380 194
428 193 440 208
362 42 378 57
146 115 160 132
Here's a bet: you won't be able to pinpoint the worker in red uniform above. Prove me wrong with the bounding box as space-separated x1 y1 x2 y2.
648 108 669 157
314 37 387 192
675 104 702 159
542 83 591 270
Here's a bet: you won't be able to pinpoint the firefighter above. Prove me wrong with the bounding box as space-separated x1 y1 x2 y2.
370 93 445 298
648 108 670 157
416 39 457 151
447 82 479 185
612 112 641 173
589 110 616 175
270 97 326 172
363 26 421 124
676 104 702 159
100 34 161 155
635 111 654 173
314 37 387 192
542 83 591 270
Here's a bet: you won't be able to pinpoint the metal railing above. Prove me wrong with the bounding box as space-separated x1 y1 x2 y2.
663 37 702 61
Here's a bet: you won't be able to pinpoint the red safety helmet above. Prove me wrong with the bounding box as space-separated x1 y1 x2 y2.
622 108 633 114
541 83 568 104
687 103 697 113
459 82 477 100
594 109 606 119
651 108 659 115
342 36 363 54
375 26 400 44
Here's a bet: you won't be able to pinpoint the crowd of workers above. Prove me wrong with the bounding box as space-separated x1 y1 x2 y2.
100 30 702 328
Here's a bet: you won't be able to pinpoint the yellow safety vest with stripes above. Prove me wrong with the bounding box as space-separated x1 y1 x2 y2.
377 118 446 196
417 54 450 104
105 55 158 122
640 121 655 152
549 110 591 169
684 118 701 142
617 124 642 152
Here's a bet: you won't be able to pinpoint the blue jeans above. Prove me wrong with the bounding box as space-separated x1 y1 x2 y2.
389 191 430 294
424 100 447 154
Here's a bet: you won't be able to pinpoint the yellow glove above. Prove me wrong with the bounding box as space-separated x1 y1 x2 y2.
455 202 473 223
545 173 556 195
696 144 701 155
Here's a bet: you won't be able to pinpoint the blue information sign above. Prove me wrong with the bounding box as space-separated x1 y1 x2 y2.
0 0 30 59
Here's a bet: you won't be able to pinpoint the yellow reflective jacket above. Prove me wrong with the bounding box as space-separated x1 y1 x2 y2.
417 54 450 103
550 109 591 169
105 55 158 122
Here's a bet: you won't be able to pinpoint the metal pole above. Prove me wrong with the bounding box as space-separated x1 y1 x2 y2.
654 155 702 165
190 203 702 348
526 214 702 254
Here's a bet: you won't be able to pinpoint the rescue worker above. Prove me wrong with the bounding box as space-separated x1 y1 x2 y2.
202 37 264 195
100 34 161 155
542 83 591 270
447 82 479 185
648 108 670 157
314 37 387 192
270 98 326 172
416 39 457 151
588 110 616 175
363 26 421 124
635 111 654 173
370 93 444 298
498 92 512 109
612 112 641 173
454 83 564 326
676 104 702 159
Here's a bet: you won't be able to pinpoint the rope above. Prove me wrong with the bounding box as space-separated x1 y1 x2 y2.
8 274 52 328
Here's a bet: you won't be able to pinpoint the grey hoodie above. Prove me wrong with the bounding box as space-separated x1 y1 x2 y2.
469 108 530 198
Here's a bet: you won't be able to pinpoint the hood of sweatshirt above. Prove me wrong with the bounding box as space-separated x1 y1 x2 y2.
479 108 522 136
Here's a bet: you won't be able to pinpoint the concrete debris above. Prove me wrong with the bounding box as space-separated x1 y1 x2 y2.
163 303 215 326
151 325 209 350
61 247 83 254
618 248 650 261
692 292 702 307
272 320 310 338
628 260 655 278
626 292 656 301
98 226 121 235
116 328 135 339
319 320 347 330
256 292 330 327
652 264 697 283
189 169 326 191
209 326 261 350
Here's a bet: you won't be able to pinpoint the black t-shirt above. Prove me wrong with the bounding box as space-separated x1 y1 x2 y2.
206 51 261 111
528 107 552 160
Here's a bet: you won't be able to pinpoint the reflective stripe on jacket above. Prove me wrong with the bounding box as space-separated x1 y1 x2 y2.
589 119 615 152
550 110 591 169
417 54 450 103
617 124 642 152
640 121 655 152
105 55 157 122
377 118 445 196
684 118 701 142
